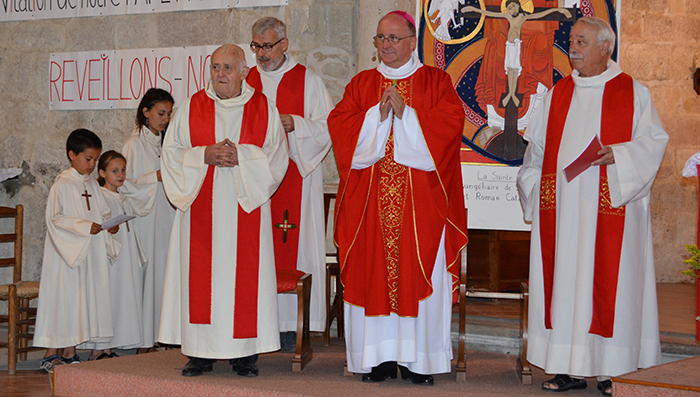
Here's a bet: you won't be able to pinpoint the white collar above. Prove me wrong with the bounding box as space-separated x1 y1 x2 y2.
377 52 423 80
205 80 255 109
571 60 623 88
139 125 161 147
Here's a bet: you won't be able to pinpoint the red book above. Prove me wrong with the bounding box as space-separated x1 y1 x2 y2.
563 135 603 183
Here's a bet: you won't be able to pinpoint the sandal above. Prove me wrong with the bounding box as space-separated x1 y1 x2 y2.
542 374 587 392
41 355 61 373
108 352 119 358
88 353 110 361
597 380 612 396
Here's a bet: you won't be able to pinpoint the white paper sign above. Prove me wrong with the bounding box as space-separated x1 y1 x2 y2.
461 164 530 231
1 0 287 22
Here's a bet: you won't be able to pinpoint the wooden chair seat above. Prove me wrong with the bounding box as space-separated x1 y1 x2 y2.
276 269 305 293
0 280 40 300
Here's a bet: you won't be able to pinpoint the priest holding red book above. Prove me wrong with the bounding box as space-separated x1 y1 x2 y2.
517 17 668 396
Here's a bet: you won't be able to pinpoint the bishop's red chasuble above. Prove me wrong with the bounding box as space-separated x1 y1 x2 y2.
540 73 634 338
328 66 468 317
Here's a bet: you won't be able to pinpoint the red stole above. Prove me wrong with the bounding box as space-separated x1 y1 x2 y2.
540 73 634 338
187 89 269 339
247 64 306 272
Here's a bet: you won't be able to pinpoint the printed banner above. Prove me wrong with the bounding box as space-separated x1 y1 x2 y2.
49 45 258 110
2 0 287 22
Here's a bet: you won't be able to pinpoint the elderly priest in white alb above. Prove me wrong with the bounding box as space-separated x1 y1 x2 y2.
159 44 288 378
247 17 334 347
517 17 668 397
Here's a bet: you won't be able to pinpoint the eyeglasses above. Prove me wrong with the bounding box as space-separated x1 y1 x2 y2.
250 38 285 52
373 34 415 45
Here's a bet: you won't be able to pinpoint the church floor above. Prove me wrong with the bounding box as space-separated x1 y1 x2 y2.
0 282 697 396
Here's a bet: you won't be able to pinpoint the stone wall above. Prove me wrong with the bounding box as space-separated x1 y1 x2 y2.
620 0 700 282
0 1 358 293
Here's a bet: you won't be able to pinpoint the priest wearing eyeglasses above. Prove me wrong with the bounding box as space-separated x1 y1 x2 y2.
246 17 334 352
328 11 468 386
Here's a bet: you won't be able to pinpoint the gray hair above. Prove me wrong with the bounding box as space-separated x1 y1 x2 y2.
252 17 287 40
212 44 247 72
575 16 616 56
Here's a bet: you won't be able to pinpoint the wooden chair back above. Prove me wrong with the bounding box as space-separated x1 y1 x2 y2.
0 205 23 283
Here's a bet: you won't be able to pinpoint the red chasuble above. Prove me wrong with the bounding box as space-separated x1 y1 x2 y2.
247 65 306 273
540 73 634 338
187 89 269 338
328 66 468 317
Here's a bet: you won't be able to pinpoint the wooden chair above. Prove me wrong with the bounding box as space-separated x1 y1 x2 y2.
455 209 531 383
323 192 343 346
276 269 313 372
0 205 41 374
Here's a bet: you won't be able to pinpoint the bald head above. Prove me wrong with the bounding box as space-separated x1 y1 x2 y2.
210 44 249 99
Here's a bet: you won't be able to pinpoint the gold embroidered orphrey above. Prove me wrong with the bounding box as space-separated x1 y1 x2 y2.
539 173 556 210
377 76 413 312
598 176 625 216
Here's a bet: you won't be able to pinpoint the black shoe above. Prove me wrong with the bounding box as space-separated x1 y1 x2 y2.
362 361 398 382
181 357 215 377
230 355 258 377
399 365 434 385
280 331 297 353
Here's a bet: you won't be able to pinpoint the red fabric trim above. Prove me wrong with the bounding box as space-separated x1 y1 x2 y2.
232 90 268 339
589 73 634 337
188 90 215 324
247 67 263 93
540 73 634 337
267 65 306 271
540 76 574 330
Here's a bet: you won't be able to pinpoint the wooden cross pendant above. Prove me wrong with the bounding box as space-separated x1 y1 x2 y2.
82 189 92 211
274 209 297 243
124 213 130 232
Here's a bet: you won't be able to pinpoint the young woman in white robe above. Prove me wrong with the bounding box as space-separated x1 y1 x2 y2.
121 89 175 348
80 151 146 359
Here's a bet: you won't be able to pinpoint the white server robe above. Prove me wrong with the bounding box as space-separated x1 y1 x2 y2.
34 168 119 348
121 126 176 348
159 82 288 359
517 61 667 377
80 188 146 350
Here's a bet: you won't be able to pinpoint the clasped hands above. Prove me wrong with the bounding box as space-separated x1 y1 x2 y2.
379 86 406 122
205 138 238 167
